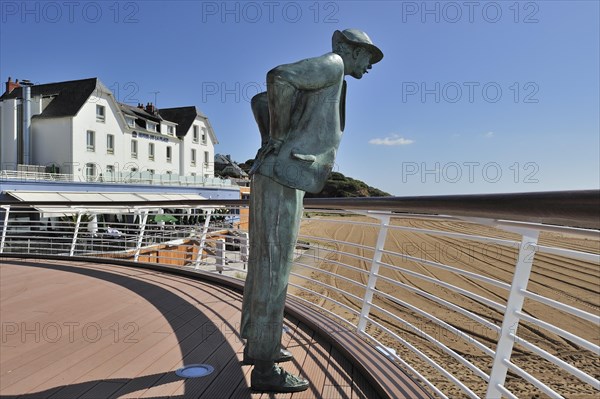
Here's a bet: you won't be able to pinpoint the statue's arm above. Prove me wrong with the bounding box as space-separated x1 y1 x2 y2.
266 53 344 145
266 73 295 145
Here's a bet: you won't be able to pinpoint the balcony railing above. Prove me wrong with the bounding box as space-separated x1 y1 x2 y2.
1 190 598 398
0 168 234 187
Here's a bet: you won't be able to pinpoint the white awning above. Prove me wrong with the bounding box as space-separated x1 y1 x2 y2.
5 191 208 216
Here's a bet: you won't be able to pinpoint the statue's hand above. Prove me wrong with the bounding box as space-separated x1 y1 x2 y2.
266 138 283 155
249 138 284 175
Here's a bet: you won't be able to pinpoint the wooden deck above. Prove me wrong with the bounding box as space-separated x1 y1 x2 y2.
0 258 428 399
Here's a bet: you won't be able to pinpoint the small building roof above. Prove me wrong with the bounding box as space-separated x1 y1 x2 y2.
119 103 163 123
159 106 218 143
0 77 97 119
214 153 248 178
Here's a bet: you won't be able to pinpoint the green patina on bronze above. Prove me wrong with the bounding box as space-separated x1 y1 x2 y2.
241 29 383 393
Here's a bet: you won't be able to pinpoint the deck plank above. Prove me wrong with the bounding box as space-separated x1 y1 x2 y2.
291 331 329 399
45 301 211 398
1 258 428 398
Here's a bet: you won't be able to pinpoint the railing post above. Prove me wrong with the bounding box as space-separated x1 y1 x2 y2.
69 211 83 256
157 208 165 228
1 205 11 254
194 209 213 269
240 232 249 267
133 210 149 262
357 214 391 334
216 238 225 274
486 229 539 398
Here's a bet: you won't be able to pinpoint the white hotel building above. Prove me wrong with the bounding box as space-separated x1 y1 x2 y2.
0 77 218 182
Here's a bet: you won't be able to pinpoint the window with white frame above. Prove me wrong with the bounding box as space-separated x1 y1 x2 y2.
106 134 114 154
201 128 207 144
204 151 209 165
166 146 172 162
86 130 95 152
126 116 135 128
193 126 199 143
147 169 155 175
131 139 138 158
167 125 175 136
148 143 155 161
191 149 197 166
106 164 114 174
147 121 157 132
96 105 105 122
85 163 96 180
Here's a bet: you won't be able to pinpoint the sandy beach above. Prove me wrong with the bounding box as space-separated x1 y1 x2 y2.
290 215 599 398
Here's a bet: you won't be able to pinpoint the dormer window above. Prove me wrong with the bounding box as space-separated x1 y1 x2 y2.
96 105 105 122
167 125 175 136
126 116 135 128
147 121 157 132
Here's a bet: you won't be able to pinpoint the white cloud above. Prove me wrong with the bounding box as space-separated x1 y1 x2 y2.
369 134 414 146
483 131 494 138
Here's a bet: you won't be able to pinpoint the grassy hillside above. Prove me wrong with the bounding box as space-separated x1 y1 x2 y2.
238 160 390 198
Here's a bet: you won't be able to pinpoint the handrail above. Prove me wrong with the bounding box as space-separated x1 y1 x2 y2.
2 189 598 229
308 190 600 227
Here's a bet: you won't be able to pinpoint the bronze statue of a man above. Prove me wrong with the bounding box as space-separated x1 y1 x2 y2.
240 29 383 393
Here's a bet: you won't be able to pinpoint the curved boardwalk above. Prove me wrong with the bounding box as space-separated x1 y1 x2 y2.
0 258 427 399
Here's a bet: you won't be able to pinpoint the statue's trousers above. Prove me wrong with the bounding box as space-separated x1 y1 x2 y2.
240 173 305 361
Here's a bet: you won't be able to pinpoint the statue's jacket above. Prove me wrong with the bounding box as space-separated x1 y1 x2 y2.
257 53 346 194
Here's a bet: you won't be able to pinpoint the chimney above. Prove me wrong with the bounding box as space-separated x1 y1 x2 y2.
137 102 144 109
145 102 155 114
5 77 20 95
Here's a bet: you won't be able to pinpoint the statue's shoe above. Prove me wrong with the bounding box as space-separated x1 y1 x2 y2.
242 347 293 365
251 365 309 393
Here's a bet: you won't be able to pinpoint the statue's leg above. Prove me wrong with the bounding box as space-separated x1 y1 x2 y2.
240 174 308 392
240 176 259 340
240 173 304 362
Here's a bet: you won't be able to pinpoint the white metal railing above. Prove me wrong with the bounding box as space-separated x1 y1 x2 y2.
0 169 75 182
0 168 238 187
0 195 598 398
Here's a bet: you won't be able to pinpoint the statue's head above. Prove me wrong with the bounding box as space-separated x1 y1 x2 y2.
332 29 383 79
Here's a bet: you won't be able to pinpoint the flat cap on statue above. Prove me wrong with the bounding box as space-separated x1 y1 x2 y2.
332 29 384 64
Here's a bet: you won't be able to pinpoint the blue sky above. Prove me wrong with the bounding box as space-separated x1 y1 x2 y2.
1 0 598 196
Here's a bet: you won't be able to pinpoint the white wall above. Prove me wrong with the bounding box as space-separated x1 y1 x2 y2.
71 92 123 178
32 117 72 173
70 91 182 178
1 94 55 169
180 118 215 178
130 132 181 175
0 98 18 168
